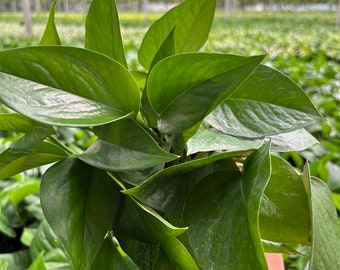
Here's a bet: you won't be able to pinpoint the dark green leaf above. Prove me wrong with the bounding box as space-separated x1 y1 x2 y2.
147 53 264 134
40 159 121 269
150 27 175 68
0 46 140 115
78 119 178 171
39 1 61 45
309 176 340 268
114 196 186 244
184 143 271 269
206 65 322 137
91 236 138 270
139 0 216 69
0 113 37 133
259 156 311 245
85 0 127 67
126 151 245 218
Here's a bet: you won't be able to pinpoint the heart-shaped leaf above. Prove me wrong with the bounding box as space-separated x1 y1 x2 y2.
39 1 61 46
40 159 122 269
147 53 264 134
184 143 271 269
0 74 131 127
138 0 216 69
0 46 140 115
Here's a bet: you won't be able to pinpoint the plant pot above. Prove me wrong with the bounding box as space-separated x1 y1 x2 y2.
265 253 285 270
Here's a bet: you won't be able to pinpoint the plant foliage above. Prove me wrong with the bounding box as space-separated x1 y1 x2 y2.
0 0 339 269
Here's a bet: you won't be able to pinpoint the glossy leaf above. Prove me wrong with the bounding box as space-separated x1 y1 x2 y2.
39 1 61 45
206 65 322 137
85 0 127 67
0 141 69 180
40 159 121 269
0 46 140 115
0 74 132 127
184 143 271 269
259 156 311 245
147 53 264 134
309 176 340 269
268 128 318 152
114 196 187 244
138 0 216 69
126 151 245 218
78 119 178 171
187 127 263 155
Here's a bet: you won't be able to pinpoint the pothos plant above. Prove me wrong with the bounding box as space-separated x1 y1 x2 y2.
0 0 339 269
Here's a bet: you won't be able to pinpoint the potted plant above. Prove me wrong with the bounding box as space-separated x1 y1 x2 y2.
0 0 339 269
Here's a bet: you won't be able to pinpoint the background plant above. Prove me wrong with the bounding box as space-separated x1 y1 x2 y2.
0 0 339 269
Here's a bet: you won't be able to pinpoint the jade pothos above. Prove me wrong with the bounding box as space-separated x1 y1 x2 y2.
0 0 339 269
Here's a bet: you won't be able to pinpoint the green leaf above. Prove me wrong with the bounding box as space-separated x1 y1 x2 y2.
206 65 322 138
10 179 40 205
0 113 38 133
184 143 271 269
259 156 311 245
85 0 127 67
0 259 8 270
126 151 245 218
39 1 61 45
0 74 133 127
91 237 138 270
114 196 187 244
78 119 178 171
28 251 47 270
0 212 16 238
309 176 340 269
147 53 264 134
161 237 199 270
40 159 121 269
138 0 216 69
0 250 31 270
0 46 140 115
187 127 263 155
150 27 175 69
268 129 318 152
0 141 69 180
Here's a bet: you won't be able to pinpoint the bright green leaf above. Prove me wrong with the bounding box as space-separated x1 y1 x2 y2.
309 176 340 269
40 159 121 269
0 113 37 134
28 251 47 270
184 143 271 269
206 65 322 137
147 53 264 134
259 156 311 245
10 179 40 205
0 141 70 180
39 1 61 46
85 0 127 67
78 119 178 171
0 46 140 115
139 0 216 69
